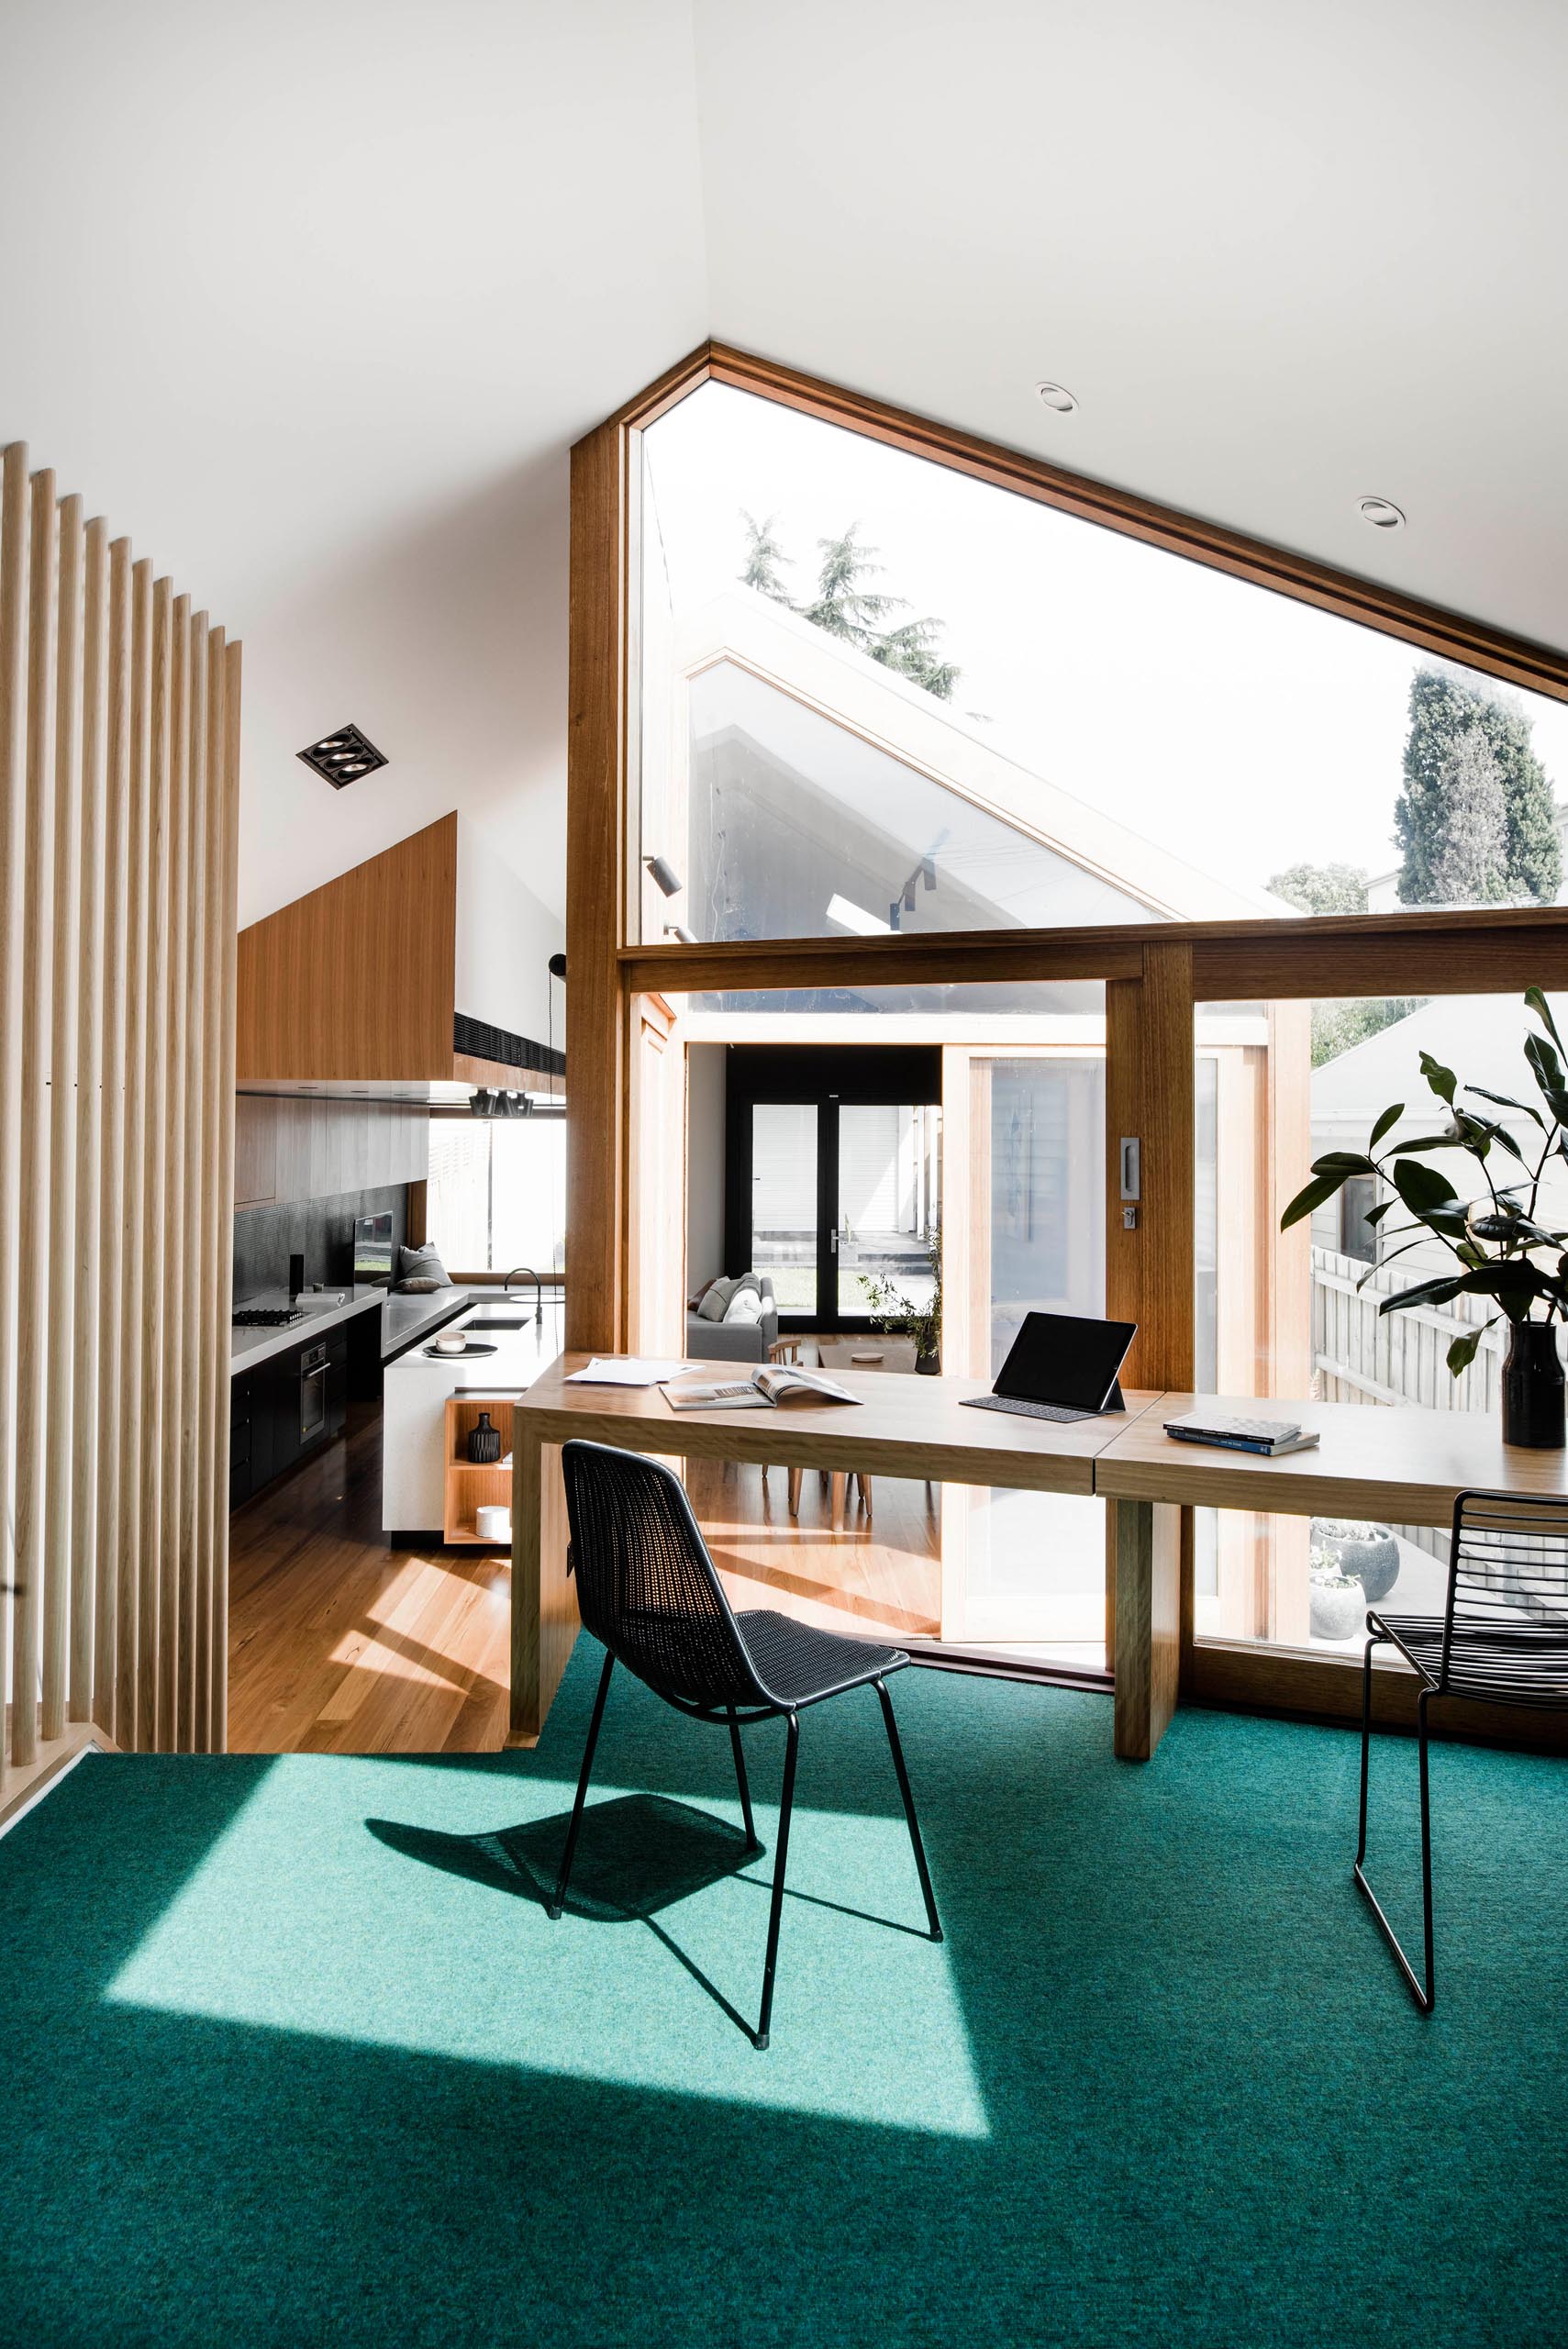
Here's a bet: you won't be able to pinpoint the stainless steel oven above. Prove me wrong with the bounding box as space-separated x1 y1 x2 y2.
300 1341 330 1445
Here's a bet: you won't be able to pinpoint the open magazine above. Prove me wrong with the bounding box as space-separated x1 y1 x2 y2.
664 1363 862 1412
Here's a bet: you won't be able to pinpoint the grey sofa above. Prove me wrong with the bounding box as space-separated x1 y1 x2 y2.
685 1275 779 1364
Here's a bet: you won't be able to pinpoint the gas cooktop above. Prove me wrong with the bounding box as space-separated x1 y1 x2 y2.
232 1306 306 1330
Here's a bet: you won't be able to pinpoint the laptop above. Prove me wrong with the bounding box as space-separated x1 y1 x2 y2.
960 1310 1138 1426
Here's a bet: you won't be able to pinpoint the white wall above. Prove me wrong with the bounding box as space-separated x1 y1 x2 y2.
685 1042 728 1290
454 818 565 1051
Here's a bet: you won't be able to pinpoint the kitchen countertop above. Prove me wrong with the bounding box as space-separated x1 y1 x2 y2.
228 1284 494 1376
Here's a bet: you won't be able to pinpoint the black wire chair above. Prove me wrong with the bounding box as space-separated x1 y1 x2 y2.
1355 1486 1568 2011
548 1438 943 2049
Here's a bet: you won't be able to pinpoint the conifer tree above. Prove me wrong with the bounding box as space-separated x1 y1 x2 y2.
1394 664 1560 903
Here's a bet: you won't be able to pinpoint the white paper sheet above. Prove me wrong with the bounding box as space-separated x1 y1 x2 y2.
563 1356 694 1386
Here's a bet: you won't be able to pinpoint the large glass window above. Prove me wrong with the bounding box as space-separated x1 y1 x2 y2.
427 1119 566 1277
640 381 1568 954
1192 991 1567 1657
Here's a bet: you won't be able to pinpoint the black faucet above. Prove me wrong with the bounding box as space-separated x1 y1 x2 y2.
503 1265 544 1323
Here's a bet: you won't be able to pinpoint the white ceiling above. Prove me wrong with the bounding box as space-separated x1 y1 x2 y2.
5 1 1564 925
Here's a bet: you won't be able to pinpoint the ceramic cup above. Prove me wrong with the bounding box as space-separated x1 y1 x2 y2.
474 1504 512 1542
435 1333 467 1354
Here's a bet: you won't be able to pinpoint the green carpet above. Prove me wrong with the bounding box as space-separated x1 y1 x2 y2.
2 1645 1564 2347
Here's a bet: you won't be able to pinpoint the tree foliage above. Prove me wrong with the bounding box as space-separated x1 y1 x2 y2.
1427 723 1507 904
737 516 960 700
1394 664 1560 905
1267 861 1370 915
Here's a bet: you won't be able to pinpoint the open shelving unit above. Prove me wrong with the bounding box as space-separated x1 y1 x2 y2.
443 1395 517 1546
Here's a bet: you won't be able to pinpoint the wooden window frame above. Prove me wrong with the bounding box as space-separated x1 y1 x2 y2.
566 340 1568 1728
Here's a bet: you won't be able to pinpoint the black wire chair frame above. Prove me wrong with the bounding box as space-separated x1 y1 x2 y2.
1355 1485 1568 2012
547 1438 943 2049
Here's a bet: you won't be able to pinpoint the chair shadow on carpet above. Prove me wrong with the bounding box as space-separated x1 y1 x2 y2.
370 1794 779 2041
367 1794 755 1925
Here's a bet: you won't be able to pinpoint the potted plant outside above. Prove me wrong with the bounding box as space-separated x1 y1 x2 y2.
1308 1550 1368 1642
860 1230 942 1374
1310 1517 1400 1605
1282 988 1568 1450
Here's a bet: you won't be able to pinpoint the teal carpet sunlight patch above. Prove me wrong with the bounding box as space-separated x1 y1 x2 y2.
105 1751 988 2136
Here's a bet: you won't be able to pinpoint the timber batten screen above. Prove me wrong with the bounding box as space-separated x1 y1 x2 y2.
0 440 241 1782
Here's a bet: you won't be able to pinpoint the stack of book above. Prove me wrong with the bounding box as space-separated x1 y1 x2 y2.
1162 1411 1319 1457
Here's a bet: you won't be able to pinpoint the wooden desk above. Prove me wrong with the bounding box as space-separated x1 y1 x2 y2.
510 1369 1568 1764
508 1357 1163 1743
1096 1392 1568 1757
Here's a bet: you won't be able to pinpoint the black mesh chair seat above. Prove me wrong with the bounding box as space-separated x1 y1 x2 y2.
1371 1608 1568 1709
548 1439 943 2050
736 1609 906 1709
1356 1489 1568 2014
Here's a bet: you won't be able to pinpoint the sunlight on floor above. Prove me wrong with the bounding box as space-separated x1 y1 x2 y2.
105 1755 990 2138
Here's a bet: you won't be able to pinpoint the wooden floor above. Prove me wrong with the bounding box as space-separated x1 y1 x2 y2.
227 1401 941 1754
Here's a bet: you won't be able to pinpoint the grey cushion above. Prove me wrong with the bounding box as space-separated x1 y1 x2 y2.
697 1275 738 1322
397 1243 452 1291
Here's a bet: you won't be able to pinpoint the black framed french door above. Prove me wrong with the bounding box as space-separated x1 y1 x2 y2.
724 1045 942 1331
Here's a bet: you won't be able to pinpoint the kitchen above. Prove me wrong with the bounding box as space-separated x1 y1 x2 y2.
224 816 567 1754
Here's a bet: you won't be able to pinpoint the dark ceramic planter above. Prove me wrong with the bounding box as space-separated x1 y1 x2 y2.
1502 1321 1565 1450
915 1351 940 1376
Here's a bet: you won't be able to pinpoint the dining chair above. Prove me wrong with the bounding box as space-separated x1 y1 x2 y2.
549 1437 943 2048
1355 1486 1568 2010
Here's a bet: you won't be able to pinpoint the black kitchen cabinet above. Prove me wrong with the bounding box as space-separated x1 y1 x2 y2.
230 1324 350 1510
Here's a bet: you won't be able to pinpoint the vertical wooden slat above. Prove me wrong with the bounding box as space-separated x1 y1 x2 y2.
117 557 152 1749
180 611 207 1750
161 596 189 1745
13 470 59 1766
139 577 172 1747
91 535 128 1742
72 518 108 1722
209 639 242 1750
42 494 83 1739
195 629 225 1751
0 446 28 1783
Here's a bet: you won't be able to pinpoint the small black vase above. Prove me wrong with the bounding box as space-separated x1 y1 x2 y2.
915 1350 940 1377
1502 1323 1565 1450
466 1410 502 1464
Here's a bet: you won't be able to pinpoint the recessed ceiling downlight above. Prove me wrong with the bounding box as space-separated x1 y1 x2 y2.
1359 496 1407 530
1034 381 1077 414
297 722 388 787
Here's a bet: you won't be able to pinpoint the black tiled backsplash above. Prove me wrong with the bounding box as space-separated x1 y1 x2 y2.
232 1184 408 1308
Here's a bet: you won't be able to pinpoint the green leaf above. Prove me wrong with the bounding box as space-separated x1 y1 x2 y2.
1378 1276 1464 1313
1309 1151 1376 1174
1418 1050 1457 1106
1524 1031 1568 1128
1279 1172 1346 1230
1383 1132 1464 1154
1446 1327 1488 1375
1364 1200 1395 1227
1467 1083 1546 1130
1525 987 1565 1056
1368 1102 1404 1148
1390 1157 1459 1216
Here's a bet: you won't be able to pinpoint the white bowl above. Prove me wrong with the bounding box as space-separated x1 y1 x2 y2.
475 1504 512 1542
435 1334 467 1354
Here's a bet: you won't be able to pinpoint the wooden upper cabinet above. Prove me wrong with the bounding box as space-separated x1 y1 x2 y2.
236 813 564 1086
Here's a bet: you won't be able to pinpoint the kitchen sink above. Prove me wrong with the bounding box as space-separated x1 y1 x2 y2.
464 1314 533 1330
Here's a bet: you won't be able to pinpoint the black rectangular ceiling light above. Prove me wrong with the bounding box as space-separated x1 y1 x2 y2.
297 723 388 788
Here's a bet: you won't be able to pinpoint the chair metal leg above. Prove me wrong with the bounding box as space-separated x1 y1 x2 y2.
547 1649 615 1920
875 1677 942 1942
728 1709 762 1852
1351 1640 1435 2012
754 1712 799 2051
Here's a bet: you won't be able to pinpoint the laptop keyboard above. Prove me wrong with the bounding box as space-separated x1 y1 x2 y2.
961 1395 1095 1424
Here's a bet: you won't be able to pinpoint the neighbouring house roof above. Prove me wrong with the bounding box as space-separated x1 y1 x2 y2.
1312 993 1568 1129
669 586 1294 934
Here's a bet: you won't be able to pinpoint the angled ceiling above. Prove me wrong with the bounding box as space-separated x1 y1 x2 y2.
4 1 1564 927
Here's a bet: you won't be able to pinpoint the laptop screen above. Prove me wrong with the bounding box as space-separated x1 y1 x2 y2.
993 1311 1137 1412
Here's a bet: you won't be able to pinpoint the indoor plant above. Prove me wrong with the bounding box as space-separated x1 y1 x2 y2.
1307 1549 1368 1642
1309 1517 1400 1605
860 1230 942 1373
1282 986 1568 1449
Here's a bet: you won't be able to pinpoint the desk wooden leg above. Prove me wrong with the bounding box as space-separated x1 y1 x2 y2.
787 1466 802 1516
829 1471 847 1517
508 1433 576 1746
1113 1497 1181 1761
